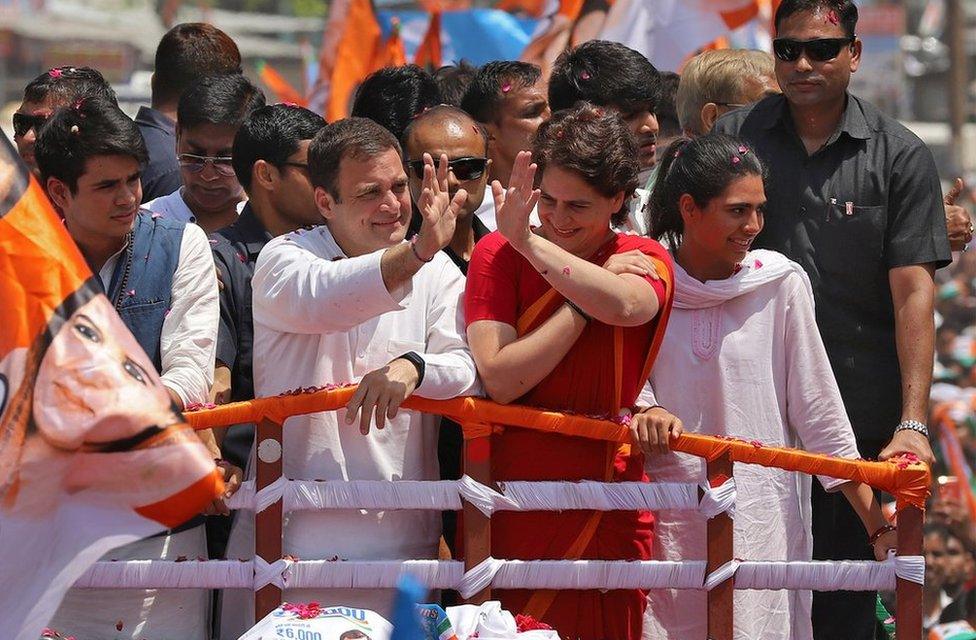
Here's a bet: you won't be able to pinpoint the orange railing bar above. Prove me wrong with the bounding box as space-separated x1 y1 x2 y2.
185 385 930 511
184 386 928 639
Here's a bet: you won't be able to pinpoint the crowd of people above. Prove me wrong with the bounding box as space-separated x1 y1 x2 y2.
8 0 976 639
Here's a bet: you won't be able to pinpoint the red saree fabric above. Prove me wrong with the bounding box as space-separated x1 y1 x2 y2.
464 230 675 640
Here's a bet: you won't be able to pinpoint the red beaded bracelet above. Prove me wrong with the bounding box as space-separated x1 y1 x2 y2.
869 524 897 545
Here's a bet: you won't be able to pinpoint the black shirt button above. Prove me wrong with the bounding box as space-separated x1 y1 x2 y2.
800 206 806 214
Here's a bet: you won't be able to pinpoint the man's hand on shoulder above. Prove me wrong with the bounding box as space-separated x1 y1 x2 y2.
345 358 421 435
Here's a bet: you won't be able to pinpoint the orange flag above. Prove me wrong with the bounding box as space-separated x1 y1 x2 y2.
496 0 547 17
256 60 307 107
326 0 382 122
0 133 221 638
414 11 443 69
374 17 408 69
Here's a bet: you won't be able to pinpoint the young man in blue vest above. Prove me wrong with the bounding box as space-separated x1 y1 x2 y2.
37 96 219 416
35 95 226 639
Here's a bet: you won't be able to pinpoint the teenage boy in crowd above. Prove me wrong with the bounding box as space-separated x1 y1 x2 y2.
137 22 242 202
547 40 663 234
461 61 550 190
35 96 221 640
220 118 480 638
145 74 265 232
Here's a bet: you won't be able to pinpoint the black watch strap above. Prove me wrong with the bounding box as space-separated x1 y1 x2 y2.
398 351 426 386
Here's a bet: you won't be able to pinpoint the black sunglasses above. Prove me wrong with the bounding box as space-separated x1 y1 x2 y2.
405 157 488 182
773 36 855 62
12 112 49 138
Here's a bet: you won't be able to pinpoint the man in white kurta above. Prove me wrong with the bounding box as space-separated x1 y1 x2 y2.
220 117 480 639
640 249 862 640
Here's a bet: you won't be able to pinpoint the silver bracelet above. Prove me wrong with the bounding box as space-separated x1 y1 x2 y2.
894 420 929 439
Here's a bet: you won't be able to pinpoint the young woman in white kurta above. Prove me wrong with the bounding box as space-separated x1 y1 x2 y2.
627 134 897 640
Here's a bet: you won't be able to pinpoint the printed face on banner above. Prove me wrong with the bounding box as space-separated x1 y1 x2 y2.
0 134 221 640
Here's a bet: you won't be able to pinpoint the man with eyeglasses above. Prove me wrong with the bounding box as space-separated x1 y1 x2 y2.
676 49 780 137
145 74 265 233
207 103 325 532
11 66 118 177
713 1 954 637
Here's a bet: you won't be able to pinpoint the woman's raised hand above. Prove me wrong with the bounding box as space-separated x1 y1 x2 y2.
492 150 540 249
415 153 468 259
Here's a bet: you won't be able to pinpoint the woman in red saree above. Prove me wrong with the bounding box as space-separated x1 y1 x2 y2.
464 103 675 639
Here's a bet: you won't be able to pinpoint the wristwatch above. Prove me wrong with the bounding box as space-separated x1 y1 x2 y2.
894 420 929 439
397 351 426 386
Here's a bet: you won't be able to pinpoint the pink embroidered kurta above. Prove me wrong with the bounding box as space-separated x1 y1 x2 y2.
641 250 861 640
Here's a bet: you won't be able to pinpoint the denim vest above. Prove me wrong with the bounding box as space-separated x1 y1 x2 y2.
107 210 184 370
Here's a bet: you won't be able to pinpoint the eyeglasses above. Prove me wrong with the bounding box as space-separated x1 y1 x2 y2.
405 157 488 182
773 36 855 63
711 101 746 108
178 153 236 177
12 112 49 138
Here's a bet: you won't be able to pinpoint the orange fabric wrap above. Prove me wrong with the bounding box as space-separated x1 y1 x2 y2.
185 386 929 509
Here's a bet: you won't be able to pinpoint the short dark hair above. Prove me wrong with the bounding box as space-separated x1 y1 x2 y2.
657 71 681 140
152 23 243 106
434 60 480 107
648 133 766 247
232 104 326 192
177 74 266 132
23 66 118 107
35 97 148 193
308 117 401 201
401 104 489 159
775 0 858 38
548 40 661 114
461 61 541 124
532 102 639 226
351 65 441 141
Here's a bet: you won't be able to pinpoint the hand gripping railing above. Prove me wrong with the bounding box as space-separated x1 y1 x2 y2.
159 384 929 640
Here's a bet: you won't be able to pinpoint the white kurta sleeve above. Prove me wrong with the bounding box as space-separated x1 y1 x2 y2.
253 233 411 335
413 259 481 399
160 223 219 407
782 270 862 491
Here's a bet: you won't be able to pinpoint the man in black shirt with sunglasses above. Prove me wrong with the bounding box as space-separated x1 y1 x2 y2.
402 105 493 273
714 1 953 638
400 106 492 566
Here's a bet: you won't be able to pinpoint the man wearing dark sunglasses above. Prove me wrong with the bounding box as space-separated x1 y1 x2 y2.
11 66 117 177
145 74 265 233
714 1 955 638
402 105 493 273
